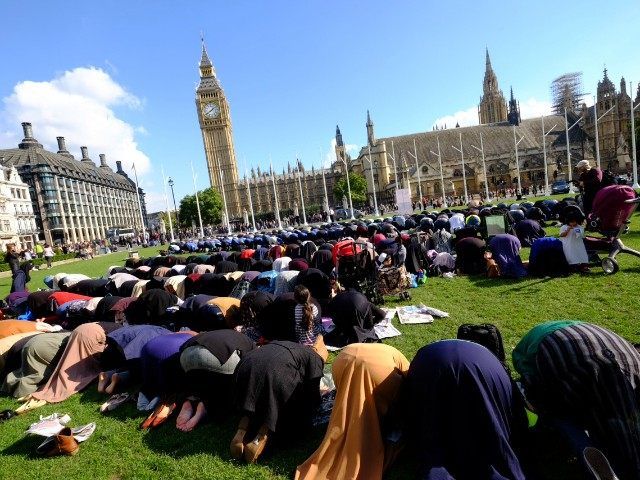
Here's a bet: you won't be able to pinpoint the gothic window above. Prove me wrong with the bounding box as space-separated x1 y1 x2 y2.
421 166 428 173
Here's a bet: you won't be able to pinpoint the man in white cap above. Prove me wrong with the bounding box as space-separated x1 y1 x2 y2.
575 159 603 214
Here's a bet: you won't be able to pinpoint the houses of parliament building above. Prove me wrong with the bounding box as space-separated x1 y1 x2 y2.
196 43 640 218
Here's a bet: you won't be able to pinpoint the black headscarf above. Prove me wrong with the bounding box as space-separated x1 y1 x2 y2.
310 249 334 276
125 289 178 327
216 260 238 274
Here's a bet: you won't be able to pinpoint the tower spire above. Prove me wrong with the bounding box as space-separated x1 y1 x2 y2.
485 47 491 68
508 85 521 126
335 125 344 147
199 34 215 78
366 110 375 146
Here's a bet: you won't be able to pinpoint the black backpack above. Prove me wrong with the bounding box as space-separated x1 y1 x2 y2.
457 323 506 362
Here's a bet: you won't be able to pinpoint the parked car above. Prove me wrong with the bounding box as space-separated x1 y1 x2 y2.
615 175 633 186
551 180 570 194
335 208 364 220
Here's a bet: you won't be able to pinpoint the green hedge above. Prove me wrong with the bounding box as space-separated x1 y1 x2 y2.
0 253 78 272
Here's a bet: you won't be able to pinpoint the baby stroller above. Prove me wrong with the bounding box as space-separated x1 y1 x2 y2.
584 185 640 274
333 240 382 304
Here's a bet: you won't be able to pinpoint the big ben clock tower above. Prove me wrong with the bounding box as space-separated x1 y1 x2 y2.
196 39 240 216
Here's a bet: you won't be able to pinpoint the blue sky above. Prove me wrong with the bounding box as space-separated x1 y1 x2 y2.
1 0 638 211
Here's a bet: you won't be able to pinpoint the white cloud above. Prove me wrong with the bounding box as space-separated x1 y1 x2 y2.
431 97 554 130
432 106 479 130
519 98 552 119
323 138 360 168
0 66 150 176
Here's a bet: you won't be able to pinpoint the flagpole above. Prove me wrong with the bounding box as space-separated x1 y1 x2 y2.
319 152 329 215
296 159 307 225
190 162 205 238
160 164 175 242
270 157 282 229
131 162 147 242
245 171 257 232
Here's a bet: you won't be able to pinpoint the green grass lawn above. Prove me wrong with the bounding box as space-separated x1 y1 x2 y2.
1 209 640 479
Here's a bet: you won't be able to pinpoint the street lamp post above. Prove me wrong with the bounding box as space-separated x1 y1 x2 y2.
168 177 179 228
429 137 447 208
451 132 468 203
470 132 490 201
365 145 379 216
161 165 175 242
541 115 558 195
593 96 617 169
630 81 639 189
513 126 526 196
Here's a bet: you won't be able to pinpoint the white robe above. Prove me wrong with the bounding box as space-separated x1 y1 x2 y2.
560 225 589 265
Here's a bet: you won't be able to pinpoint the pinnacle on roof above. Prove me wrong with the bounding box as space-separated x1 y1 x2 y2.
199 35 212 68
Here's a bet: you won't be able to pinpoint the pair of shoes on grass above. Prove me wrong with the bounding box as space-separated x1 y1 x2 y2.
229 417 269 464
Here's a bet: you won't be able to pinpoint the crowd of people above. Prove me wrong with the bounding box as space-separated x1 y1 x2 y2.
0 158 636 478
0 236 637 477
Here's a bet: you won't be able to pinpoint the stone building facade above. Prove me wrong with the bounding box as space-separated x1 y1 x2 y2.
0 165 38 251
581 69 640 172
0 123 147 245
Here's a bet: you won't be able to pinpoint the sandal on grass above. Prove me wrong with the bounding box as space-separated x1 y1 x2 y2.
100 393 131 413
0 410 17 422
16 398 47 414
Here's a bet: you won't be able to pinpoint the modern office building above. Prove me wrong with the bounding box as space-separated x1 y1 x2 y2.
0 122 147 244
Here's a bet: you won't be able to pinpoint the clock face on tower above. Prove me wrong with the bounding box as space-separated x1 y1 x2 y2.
203 102 220 119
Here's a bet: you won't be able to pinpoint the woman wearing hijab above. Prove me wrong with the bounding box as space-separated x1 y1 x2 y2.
1 331 71 398
99 324 171 395
177 330 255 431
300 242 318 264
124 290 179 327
488 234 527 279
231 340 324 463
325 290 385 347
138 332 196 429
295 343 409 479
18 322 121 412
310 249 334 276
455 237 487 275
405 340 528 480
513 321 640 479
273 256 292 272
215 260 238 274
238 291 275 341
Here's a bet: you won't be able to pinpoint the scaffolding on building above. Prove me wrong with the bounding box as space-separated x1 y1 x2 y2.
551 72 587 115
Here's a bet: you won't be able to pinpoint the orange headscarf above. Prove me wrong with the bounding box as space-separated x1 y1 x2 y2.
295 343 409 480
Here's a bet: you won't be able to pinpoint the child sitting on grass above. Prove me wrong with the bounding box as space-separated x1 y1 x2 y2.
559 210 590 273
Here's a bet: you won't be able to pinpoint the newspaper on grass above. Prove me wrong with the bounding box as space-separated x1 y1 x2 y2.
374 307 402 339
397 305 435 324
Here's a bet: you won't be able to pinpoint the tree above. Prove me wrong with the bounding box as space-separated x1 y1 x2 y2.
179 187 223 226
333 172 367 206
